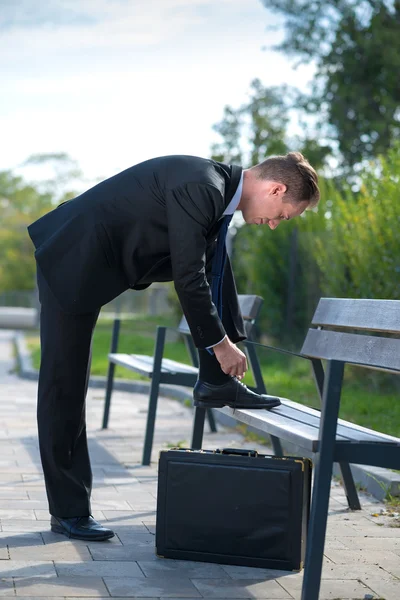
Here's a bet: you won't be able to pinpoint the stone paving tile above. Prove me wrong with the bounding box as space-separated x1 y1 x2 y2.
91 500 133 510
349 524 400 537
0 448 17 456
0 491 27 499
0 547 9 559
143 522 156 534
323 547 400 564
21 474 44 483
0 467 41 475
9 543 92 561
13 576 109 596
138 559 228 578
0 532 43 547
0 473 22 482
190 578 292 598
219 565 294 580
0 510 36 520
322 537 348 550
0 500 47 510
0 580 15 596
366 578 400 600
324 522 359 537
89 543 159 561
113 530 155 546
378 559 400 579
340 535 400 552
25 491 51 500
1 330 399 600
320 562 398 581
278 574 378 600
108 523 151 536
102 510 154 521
103 576 202 597
0 560 56 577
55 559 143 577
0 520 49 532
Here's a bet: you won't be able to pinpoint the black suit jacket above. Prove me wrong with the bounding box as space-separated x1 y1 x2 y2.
28 155 245 348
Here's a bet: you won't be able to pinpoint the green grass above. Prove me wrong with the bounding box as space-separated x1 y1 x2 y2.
25 315 400 438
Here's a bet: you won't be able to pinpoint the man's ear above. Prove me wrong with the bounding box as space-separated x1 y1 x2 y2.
273 182 287 196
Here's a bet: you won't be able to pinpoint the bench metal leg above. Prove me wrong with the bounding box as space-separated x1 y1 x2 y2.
270 436 284 457
310 358 361 511
245 342 266 394
102 362 116 429
338 462 361 510
245 342 283 455
206 408 217 433
142 326 167 466
191 408 206 449
301 360 344 600
142 373 161 466
102 317 121 429
302 448 333 600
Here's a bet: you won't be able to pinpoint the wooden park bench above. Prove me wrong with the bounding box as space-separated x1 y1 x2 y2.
192 297 400 600
101 294 276 466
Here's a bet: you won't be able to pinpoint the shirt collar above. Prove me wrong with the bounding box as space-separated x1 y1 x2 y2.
222 171 243 217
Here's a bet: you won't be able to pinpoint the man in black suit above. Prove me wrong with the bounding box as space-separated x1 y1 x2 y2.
28 152 319 541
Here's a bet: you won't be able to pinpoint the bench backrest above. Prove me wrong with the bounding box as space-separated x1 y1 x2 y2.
177 294 263 339
301 298 400 373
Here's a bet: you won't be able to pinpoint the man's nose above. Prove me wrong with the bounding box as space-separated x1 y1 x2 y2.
268 220 279 230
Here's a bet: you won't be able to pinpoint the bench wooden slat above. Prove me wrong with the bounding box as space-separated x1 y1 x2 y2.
108 353 198 376
218 401 400 455
334 441 400 469
301 329 400 372
178 294 263 334
218 405 324 452
238 295 263 320
313 298 400 334
275 399 399 444
282 398 400 444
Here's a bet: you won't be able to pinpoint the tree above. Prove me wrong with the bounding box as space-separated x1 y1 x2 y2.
211 80 290 165
262 1 400 166
211 78 330 170
0 153 83 292
303 142 400 300
0 171 53 291
211 79 330 341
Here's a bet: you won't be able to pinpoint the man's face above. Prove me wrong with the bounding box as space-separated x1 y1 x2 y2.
240 178 309 229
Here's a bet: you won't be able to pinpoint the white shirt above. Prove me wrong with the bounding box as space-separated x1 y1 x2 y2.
222 171 243 217
206 171 244 349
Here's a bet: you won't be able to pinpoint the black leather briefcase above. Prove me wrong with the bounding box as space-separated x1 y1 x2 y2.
156 448 311 571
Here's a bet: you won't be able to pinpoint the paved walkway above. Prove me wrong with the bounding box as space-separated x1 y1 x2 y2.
0 329 399 599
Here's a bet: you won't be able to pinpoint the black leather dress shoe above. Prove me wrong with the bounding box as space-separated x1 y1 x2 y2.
50 515 115 541
193 378 281 409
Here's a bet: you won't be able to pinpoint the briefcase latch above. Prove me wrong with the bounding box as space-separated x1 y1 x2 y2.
215 448 258 458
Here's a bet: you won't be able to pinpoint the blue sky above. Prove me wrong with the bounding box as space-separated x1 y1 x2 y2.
1 0 315 183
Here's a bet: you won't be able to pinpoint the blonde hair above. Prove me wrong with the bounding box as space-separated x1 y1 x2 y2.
253 152 320 208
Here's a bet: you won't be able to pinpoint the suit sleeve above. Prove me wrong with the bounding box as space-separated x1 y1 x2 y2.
166 182 226 348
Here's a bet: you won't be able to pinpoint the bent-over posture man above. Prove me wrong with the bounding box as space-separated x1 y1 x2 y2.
28 152 320 541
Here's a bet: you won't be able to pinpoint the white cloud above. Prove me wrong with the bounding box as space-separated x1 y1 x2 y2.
0 0 316 181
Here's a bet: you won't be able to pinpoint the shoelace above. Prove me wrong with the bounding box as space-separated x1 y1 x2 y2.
234 378 250 402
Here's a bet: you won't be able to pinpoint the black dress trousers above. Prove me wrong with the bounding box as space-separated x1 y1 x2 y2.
35 254 244 518
36 267 100 517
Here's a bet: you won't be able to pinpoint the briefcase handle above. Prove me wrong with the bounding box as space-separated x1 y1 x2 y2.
215 448 258 458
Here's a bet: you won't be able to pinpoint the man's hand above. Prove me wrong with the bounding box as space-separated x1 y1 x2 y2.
212 337 248 380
